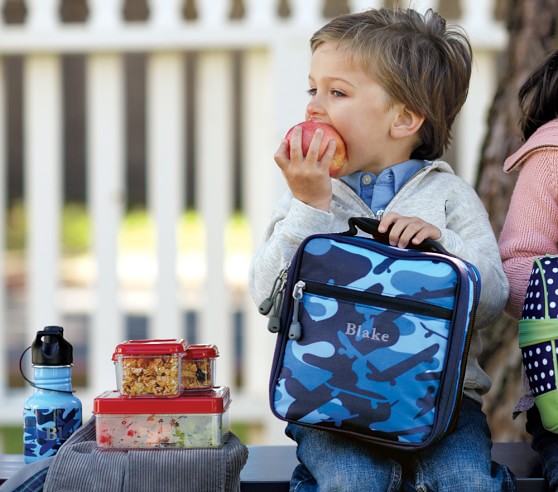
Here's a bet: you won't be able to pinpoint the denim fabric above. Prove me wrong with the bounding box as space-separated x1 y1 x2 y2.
527 405 558 491
286 397 516 492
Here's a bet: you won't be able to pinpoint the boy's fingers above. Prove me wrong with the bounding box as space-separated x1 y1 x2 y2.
274 139 290 167
322 139 337 161
289 126 303 160
377 213 400 233
306 128 324 161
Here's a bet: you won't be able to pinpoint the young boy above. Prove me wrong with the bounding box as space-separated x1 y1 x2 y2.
249 8 515 491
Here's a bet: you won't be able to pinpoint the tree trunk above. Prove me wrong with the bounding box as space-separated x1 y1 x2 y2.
476 0 558 441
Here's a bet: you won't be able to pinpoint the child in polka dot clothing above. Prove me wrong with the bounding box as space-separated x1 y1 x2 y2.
499 48 558 491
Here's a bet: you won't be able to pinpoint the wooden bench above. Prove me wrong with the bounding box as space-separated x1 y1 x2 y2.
0 443 549 491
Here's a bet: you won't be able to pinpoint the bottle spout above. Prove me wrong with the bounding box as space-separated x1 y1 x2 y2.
32 325 73 366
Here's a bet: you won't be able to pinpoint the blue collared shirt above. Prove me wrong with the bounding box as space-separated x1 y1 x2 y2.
341 159 429 217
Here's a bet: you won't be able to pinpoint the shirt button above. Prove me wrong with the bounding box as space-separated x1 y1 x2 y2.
361 174 372 185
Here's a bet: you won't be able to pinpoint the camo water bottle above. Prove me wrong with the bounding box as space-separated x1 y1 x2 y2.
23 325 82 463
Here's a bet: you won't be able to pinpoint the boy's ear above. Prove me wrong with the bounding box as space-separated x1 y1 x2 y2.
391 105 425 139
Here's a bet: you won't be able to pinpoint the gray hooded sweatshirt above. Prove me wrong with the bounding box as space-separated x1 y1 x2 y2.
249 160 508 403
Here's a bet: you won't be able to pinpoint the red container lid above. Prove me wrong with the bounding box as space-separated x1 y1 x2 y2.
94 386 230 414
184 344 219 359
112 339 187 361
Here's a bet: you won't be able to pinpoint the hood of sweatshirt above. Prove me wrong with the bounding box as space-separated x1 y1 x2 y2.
503 119 558 173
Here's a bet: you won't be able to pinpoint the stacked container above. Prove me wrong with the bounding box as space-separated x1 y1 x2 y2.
93 339 228 449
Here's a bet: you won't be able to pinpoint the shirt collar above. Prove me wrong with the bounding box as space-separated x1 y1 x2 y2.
341 159 428 197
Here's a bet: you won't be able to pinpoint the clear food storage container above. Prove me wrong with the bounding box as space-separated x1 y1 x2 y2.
182 344 219 390
94 386 231 449
112 339 187 397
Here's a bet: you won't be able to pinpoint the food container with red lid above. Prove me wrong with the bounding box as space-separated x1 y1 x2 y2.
112 339 187 397
94 386 231 449
182 344 219 390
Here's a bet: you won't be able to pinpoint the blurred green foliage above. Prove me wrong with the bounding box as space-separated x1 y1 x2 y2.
0 426 23 454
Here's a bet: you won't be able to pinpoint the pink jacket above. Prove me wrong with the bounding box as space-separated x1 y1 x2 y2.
499 119 558 320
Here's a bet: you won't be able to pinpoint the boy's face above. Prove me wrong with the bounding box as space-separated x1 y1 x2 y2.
306 42 414 175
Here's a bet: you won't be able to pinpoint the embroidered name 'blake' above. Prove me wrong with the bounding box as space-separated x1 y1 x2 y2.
344 322 390 342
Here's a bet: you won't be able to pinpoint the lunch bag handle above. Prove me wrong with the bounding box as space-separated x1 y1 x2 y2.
343 217 450 255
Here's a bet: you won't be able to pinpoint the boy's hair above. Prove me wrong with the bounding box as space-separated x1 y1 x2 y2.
310 8 472 161
518 49 558 141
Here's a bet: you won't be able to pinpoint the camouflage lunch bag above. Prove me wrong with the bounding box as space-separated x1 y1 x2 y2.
260 217 480 451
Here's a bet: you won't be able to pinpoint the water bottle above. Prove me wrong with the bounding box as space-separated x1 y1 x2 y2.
23 325 82 463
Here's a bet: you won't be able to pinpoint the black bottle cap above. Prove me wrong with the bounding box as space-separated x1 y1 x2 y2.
31 325 73 366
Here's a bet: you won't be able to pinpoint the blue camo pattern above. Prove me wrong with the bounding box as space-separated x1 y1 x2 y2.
23 406 82 462
273 237 472 444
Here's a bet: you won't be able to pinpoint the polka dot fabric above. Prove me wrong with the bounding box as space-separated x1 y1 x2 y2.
522 256 558 319
520 256 558 431
522 341 556 396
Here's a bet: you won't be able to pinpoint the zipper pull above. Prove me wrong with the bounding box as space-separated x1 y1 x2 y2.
288 281 305 340
267 302 282 333
258 265 289 315
259 297 274 316
267 288 283 333
268 269 288 333
268 316 281 333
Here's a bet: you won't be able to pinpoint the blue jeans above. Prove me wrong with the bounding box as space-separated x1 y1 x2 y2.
285 397 516 491
527 405 558 491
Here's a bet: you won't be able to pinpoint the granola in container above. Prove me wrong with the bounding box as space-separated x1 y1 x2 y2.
182 344 219 390
112 339 187 397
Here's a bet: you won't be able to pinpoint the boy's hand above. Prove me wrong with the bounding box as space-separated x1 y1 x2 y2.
378 212 441 249
274 126 337 212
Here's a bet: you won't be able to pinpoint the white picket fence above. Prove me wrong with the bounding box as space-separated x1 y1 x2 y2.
0 0 506 445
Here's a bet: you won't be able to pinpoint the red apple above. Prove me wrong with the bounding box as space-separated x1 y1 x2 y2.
285 121 347 177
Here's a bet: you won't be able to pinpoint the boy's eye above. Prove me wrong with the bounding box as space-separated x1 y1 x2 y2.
307 88 345 97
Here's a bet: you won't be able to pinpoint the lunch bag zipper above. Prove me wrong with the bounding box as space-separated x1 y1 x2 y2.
287 280 454 340
305 280 453 318
258 265 289 334
444 268 478 436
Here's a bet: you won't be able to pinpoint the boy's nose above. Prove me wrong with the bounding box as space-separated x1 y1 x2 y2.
306 98 325 119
